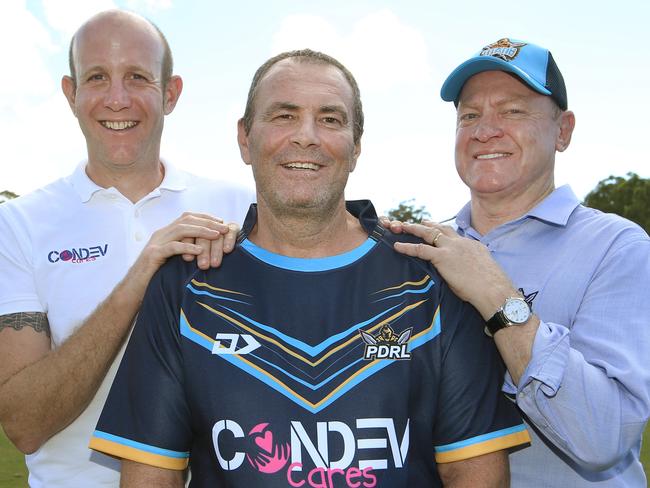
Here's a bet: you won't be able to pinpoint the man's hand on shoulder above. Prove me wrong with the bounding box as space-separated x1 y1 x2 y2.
387 220 514 321
138 212 239 276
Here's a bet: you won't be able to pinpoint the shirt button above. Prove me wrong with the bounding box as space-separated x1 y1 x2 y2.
135 231 143 241
134 209 140 218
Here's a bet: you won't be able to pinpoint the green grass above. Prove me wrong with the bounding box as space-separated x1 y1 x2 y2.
641 423 650 477
0 430 27 488
0 424 649 485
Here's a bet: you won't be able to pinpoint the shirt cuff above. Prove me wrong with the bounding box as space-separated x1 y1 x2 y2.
503 320 570 397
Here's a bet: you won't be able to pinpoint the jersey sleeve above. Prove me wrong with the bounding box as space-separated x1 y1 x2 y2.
89 257 194 470
0 204 43 315
432 282 530 463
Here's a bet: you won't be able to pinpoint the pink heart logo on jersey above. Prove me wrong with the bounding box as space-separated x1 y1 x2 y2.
246 422 291 474
255 431 273 453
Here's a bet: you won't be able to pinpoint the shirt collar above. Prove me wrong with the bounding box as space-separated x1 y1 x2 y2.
68 159 186 203
526 185 580 226
455 185 581 233
158 159 187 192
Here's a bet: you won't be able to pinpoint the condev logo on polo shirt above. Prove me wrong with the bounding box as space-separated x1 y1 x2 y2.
48 244 108 264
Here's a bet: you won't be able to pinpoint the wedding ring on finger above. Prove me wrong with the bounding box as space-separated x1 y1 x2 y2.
432 231 443 246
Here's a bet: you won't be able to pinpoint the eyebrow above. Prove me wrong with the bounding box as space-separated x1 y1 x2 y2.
262 102 349 123
262 102 299 117
79 65 156 79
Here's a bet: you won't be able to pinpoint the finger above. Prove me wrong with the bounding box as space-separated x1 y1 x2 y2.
209 235 224 268
195 238 212 269
398 222 436 241
161 242 204 259
437 224 457 236
394 241 436 261
166 223 224 242
175 214 231 234
181 237 196 261
179 211 224 223
222 223 240 254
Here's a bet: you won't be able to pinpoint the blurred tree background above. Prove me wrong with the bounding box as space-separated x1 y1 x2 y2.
386 199 431 223
386 173 649 233
0 191 18 203
583 172 649 233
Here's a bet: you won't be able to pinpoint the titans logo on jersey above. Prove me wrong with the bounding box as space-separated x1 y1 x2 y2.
91 201 529 488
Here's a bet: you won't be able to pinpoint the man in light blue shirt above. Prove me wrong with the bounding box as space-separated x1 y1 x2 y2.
391 38 650 486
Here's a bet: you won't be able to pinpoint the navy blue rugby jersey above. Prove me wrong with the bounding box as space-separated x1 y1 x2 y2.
91 200 529 488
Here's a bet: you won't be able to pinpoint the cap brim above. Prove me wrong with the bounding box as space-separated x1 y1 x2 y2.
440 56 551 103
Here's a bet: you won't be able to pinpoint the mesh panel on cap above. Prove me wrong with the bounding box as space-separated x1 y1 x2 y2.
545 52 567 110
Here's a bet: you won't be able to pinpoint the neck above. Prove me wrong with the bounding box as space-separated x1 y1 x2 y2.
85 159 165 203
470 180 555 235
249 199 368 258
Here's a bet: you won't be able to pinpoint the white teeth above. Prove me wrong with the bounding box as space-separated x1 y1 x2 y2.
476 152 510 160
101 121 137 130
285 162 319 170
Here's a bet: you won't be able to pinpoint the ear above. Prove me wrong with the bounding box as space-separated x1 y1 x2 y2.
556 110 575 153
349 140 361 172
163 75 183 115
61 76 77 116
237 118 252 165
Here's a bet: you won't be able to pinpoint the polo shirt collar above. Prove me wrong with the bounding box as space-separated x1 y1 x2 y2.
455 185 581 234
526 185 580 226
158 159 188 192
69 160 186 203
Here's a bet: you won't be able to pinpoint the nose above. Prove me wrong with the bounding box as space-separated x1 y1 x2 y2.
103 80 132 111
472 113 503 142
290 117 320 148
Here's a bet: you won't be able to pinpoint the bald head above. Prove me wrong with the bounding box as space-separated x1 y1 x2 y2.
68 10 173 88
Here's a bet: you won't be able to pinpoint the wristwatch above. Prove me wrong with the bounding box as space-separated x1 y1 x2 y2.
485 297 531 337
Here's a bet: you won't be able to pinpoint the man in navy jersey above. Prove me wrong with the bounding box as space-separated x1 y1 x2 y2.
91 49 530 487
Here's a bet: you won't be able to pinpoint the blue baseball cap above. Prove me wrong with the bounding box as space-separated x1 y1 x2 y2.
440 38 567 110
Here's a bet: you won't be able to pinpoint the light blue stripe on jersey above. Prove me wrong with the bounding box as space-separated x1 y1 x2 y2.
93 430 189 458
253 354 367 390
216 303 403 356
374 280 435 302
180 314 213 351
180 308 441 413
240 237 376 271
434 424 528 452
185 284 250 305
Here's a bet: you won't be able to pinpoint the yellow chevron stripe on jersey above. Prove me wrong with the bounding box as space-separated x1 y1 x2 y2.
195 299 428 367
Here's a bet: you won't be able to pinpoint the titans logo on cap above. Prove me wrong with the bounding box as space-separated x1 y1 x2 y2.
480 38 527 62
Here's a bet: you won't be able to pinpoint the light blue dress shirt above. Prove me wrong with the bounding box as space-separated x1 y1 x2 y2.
455 185 650 487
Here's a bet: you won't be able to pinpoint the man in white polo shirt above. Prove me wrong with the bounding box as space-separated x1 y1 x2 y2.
0 10 252 487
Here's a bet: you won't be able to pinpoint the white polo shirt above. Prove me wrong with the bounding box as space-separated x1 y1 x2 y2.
0 162 254 487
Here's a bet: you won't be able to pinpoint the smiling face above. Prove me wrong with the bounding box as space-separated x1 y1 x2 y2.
62 12 181 175
237 58 360 218
454 70 574 205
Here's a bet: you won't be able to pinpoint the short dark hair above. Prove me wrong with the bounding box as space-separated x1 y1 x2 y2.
68 13 173 89
242 49 364 144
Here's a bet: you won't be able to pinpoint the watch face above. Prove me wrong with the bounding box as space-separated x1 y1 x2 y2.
503 298 531 324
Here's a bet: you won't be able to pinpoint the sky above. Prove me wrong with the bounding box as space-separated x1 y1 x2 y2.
2 0 649 219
